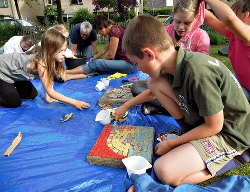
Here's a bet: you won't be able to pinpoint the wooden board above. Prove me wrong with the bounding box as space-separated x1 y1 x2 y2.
98 88 134 108
87 125 155 168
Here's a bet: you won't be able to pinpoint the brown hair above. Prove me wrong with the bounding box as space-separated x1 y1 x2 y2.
173 0 201 15
122 14 174 59
21 35 34 47
93 15 114 31
231 0 250 16
24 45 41 55
32 29 66 85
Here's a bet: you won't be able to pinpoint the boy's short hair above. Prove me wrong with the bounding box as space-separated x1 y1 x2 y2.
80 21 92 35
21 35 34 47
122 14 174 59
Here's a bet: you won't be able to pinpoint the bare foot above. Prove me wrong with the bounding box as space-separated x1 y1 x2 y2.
45 93 58 103
127 185 134 192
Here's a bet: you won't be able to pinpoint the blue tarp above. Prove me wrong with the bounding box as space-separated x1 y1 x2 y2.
0 71 180 192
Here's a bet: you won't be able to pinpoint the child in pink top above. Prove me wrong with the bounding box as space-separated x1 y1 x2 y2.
205 0 250 102
166 1 210 55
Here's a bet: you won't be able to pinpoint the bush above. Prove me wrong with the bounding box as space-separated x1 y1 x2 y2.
143 7 172 16
95 10 136 24
68 9 94 28
200 23 228 45
208 31 228 45
0 22 45 46
44 6 65 25
0 24 23 43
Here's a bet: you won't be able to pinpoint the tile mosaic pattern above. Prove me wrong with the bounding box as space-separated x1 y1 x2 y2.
88 125 155 168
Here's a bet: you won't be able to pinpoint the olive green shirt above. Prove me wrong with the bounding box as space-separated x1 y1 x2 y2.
169 48 250 151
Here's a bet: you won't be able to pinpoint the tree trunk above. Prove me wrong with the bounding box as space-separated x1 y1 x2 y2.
56 0 64 24
13 0 21 19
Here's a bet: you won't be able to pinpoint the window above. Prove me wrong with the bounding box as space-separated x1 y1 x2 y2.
71 0 83 5
0 0 8 8
166 0 173 6
47 0 57 5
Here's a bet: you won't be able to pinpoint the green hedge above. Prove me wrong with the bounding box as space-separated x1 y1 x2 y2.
200 23 228 45
0 24 23 43
143 7 172 16
68 9 94 28
0 23 45 46
99 10 136 23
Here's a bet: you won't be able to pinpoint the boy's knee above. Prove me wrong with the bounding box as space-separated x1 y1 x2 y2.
154 160 181 186
148 77 168 91
147 78 158 90
131 79 148 97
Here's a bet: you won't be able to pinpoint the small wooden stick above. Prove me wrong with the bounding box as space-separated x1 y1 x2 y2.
3 132 22 156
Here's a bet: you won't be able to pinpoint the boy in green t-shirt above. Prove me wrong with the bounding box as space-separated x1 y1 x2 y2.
115 14 250 188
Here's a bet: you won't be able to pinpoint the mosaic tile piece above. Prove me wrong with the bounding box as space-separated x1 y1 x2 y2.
98 88 134 107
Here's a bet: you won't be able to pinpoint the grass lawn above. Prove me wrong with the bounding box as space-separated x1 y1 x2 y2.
210 45 233 72
200 163 250 186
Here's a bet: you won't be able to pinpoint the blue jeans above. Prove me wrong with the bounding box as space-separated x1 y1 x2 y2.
69 38 93 58
82 59 137 74
77 45 93 58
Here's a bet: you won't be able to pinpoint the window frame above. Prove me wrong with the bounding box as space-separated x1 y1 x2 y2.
0 0 8 8
71 0 83 5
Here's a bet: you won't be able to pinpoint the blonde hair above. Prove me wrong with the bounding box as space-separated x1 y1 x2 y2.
32 29 66 85
122 14 174 59
48 24 69 36
173 0 200 15
231 0 250 16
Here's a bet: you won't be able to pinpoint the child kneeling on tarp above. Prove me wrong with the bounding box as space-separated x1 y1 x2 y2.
115 14 250 191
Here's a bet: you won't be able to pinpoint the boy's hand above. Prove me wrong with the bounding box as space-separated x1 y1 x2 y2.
73 100 90 110
155 139 175 155
114 106 127 120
